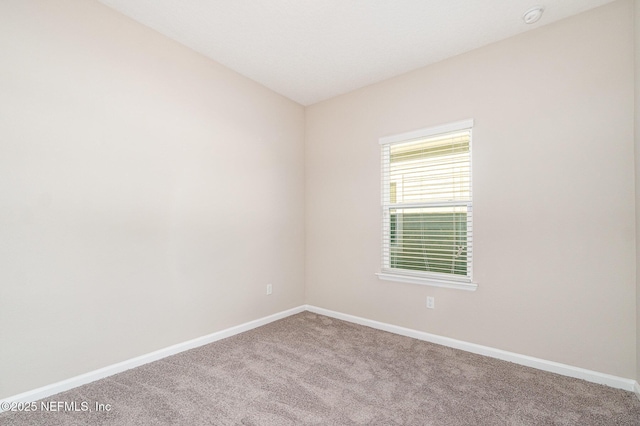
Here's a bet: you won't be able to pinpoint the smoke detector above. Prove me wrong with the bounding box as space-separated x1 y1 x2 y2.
522 6 544 24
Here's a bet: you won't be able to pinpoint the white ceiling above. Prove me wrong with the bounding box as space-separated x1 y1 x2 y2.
97 0 615 106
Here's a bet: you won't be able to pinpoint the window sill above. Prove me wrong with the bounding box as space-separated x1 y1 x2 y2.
376 272 478 291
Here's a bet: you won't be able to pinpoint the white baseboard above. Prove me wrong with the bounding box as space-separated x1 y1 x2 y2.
0 305 306 411
305 305 639 393
3 304 638 412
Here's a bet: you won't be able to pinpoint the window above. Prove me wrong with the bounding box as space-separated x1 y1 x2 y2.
377 120 476 291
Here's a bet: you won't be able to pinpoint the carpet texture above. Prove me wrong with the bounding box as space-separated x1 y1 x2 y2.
2 312 639 425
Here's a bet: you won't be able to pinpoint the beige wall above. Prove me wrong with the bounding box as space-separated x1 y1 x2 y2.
635 0 640 383
306 0 636 379
0 0 305 398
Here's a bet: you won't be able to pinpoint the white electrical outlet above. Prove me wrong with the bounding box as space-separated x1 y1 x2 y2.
426 296 435 309
266 284 272 295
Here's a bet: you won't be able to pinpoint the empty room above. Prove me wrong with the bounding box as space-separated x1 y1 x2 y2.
1 0 640 424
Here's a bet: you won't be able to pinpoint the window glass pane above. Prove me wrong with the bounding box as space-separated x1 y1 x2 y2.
389 206 468 276
389 130 470 204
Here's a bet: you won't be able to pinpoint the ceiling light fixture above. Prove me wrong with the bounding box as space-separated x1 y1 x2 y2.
522 6 544 24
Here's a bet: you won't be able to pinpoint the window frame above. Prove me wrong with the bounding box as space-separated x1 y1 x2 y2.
376 119 477 291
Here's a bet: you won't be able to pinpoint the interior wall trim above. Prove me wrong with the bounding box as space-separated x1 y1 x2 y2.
305 305 639 393
2 304 637 411
0 305 306 411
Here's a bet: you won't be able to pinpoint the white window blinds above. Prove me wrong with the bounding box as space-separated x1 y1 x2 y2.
380 120 473 287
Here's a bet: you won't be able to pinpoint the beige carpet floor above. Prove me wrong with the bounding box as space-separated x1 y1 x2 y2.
1 311 640 425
